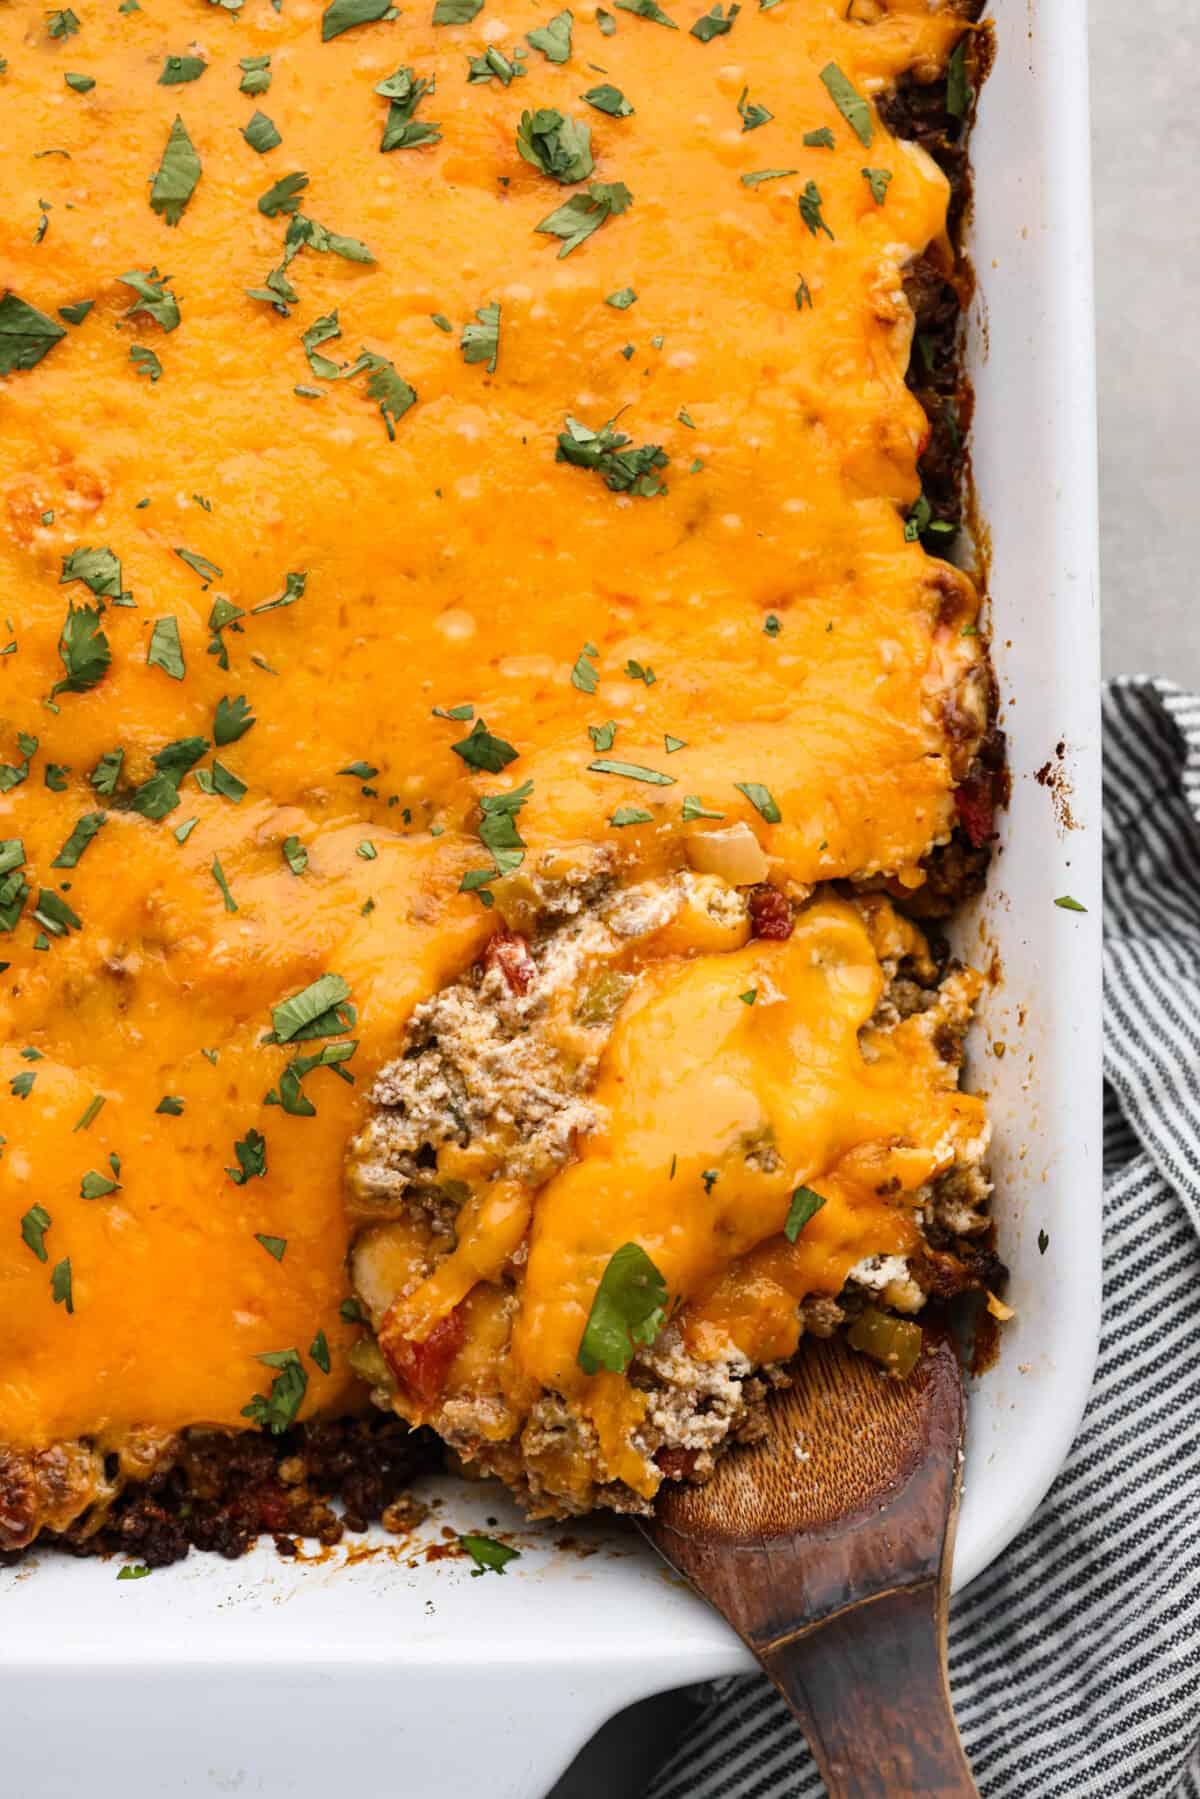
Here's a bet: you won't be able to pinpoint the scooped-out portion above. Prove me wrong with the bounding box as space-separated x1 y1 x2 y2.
346 870 997 1519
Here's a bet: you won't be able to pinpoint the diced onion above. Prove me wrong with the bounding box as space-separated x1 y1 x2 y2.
685 822 769 887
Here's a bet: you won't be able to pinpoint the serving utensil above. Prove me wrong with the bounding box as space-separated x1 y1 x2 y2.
639 1324 979 1797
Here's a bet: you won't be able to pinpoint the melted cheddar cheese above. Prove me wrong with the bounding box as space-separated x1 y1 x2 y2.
0 0 979 1467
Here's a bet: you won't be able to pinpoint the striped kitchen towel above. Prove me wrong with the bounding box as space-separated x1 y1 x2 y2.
645 679 1200 1799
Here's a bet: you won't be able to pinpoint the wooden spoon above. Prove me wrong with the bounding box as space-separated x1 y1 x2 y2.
639 1322 978 1798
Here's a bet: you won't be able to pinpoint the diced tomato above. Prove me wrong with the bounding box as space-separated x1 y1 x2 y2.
380 1305 467 1408
481 927 536 996
747 883 794 941
954 772 996 848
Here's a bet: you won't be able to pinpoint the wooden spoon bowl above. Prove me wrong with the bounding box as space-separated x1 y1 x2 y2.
639 1323 979 1798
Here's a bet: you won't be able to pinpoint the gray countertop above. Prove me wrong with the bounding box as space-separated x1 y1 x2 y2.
1094 0 1200 686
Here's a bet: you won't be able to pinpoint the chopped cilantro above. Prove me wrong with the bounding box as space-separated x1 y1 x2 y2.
243 111 281 153
259 172 309 217
322 0 393 38
47 8 80 36
468 45 526 83
64 71 95 91
605 285 636 308
283 835 308 875
61 547 123 599
588 757 674 785
625 658 654 684
681 794 723 820
452 718 517 772
130 345 162 383
59 300 93 326
159 54 206 84
946 38 971 120
741 168 797 187
517 108 593 184
147 617 185 680
571 642 599 692
803 126 834 149
156 1095 185 1115
51 812 104 869
460 301 500 373
795 275 813 311
211 857 238 912
255 1233 287 1261
557 415 667 495
1055 895 1087 913
614 0 676 25
52 602 110 699
81 1164 121 1199
734 781 780 822
214 694 255 745
21 1204 52 1262
73 1094 105 1131
784 1185 825 1242
149 116 201 227
175 546 222 584
239 54 271 95
737 87 771 130
527 9 572 60
583 82 632 116
535 180 631 257
460 1534 521 1576
0 293 66 375
664 733 686 753
739 989 756 1005
798 180 833 239
691 2 737 40
119 268 180 332
310 1329 331 1373
819 63 873 146
117 1564 150 1580
226 1127 267 1184
51 1256 74 1313
431 0 482 21
610 805 653 826
577 1241 667 1374
861 166 891 205
589 719 616 751
241 1348 306 1433
272 974 353 1044
377 65 441 151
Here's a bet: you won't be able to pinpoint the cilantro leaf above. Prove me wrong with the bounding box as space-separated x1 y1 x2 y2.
259 172 309 216
589 757 674 785
131 772 180 820
535 180 631 257
681 794 723 820
226 1127 267 1183
1055 895 1087 913
149 116 201 227
517 108 593 184
322 0 393 38
557 414 667 496
583 84 632 117
614 0 676 25
241 1347 307 1434
119 268 180 331
783 1185 825 1242
130 344 162 383
571 642 599 692
819 61 873 147
52 601 110 698
51 1257 74 1313
610 805 653 826
589 720 616 750
467 45 526 83
527 9 572 61
90 747 123 794
798 179 833 239
691 2 737 40
605 286 636 309
737 87 771 130
21 1204 52 1262
47 8 80 36
214 694 255 744
578 1241 668 1374
156 1095 185 1114
861 166 891 205
243 111 281 154
946 37 972 120
116 1563 150 1580
734 780 780 822
309 1328 331 1373
211 856 238 912
452 718 517 772
51 811 104 868
175 546 222 584
803 125 834 148
59 300 93 326
81 1165 121 1199
61 545 124 598
377 66 441 151
432 0 482 20
239 54 272 96
159 54 206 84
272 974 352 1043
147 617 185 679
155 736 208 780
64 71 95 91
363 356 416 438
255 1233 287 1261
282 835 308 874
460 301 500 373
741 167 796 187
0 292 66 376
459 1534 521 1576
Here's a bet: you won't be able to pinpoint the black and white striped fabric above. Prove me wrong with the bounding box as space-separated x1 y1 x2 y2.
645 679 1200 1799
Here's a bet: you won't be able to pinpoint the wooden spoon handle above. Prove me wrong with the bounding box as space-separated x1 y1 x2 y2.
759 1578 978 1799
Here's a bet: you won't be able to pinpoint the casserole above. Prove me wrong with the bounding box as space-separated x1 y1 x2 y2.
0 2 1100 1795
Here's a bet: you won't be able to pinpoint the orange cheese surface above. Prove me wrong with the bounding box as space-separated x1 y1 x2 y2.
0 0 974 1451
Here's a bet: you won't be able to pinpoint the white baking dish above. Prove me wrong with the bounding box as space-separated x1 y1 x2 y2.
0 5 1101 1793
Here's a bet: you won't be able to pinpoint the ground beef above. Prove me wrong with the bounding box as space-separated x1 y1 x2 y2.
24 1417 442 1570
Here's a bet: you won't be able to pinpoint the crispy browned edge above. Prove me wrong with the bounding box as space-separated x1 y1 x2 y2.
6 9 1003 1569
